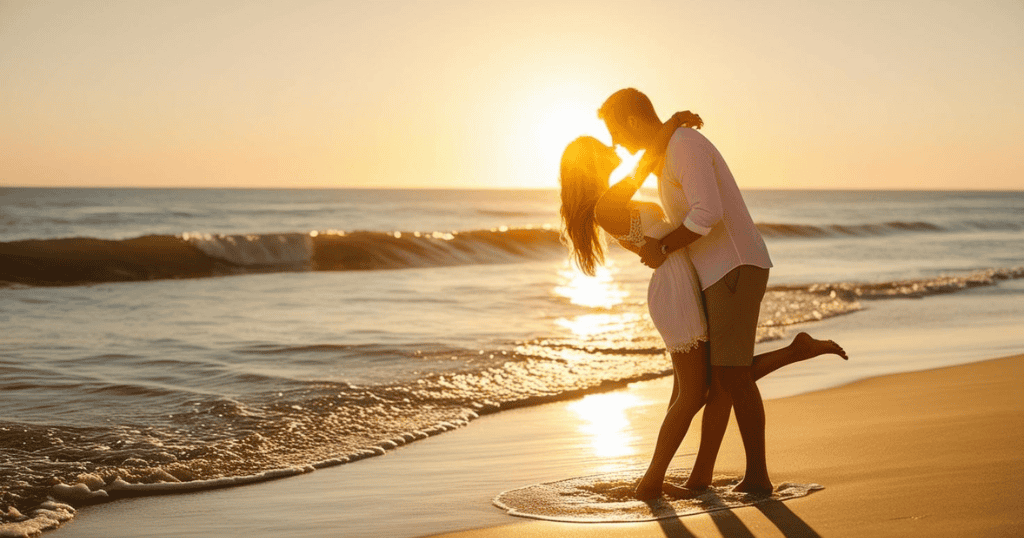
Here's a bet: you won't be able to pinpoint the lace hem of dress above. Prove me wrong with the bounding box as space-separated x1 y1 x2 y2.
666 335 708 354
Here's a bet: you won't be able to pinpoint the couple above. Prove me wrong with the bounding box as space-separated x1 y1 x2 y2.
558 88 846 500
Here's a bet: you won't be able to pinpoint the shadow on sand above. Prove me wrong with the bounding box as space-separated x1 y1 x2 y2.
651 498 822 538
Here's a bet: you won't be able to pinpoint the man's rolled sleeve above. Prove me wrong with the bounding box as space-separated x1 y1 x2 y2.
683 215 713 236
668 136 722 236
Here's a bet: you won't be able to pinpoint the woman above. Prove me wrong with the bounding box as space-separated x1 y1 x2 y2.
559 114 846 500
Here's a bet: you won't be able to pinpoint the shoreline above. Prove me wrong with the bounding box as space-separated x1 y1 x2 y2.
43 351 1024 538
35 279 1024 538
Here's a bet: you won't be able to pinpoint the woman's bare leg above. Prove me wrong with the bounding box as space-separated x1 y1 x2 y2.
634 342 709 500
667 332 846 496
668 365 681 411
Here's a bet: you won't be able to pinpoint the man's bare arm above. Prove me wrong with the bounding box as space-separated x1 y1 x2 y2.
638 225 701 269
619 236 667 268
662 225 702 253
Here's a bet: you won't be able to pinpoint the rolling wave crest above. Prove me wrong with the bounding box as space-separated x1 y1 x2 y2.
0 228 565 287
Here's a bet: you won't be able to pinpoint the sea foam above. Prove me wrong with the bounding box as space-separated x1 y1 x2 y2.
0 502 75 538
494 469 824 523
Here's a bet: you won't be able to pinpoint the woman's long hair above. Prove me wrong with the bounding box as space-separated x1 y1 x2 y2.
559 136 609 276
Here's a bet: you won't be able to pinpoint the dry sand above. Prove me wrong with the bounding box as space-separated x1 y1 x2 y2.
432 354 1024 538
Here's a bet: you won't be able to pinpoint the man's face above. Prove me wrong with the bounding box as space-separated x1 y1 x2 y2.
603 116 645 154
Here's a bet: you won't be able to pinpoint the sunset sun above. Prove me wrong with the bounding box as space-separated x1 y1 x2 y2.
512 89 638 188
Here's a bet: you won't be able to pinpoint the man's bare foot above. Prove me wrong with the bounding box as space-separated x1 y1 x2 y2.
732 478 774 495
634 477 663 501
793 332 848 360
663 483 707 499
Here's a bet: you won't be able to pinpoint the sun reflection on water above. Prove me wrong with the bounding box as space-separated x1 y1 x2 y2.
553 263 628 309
554 312 644 340
567 391 645 466
552 261 651 470
553 262 638 342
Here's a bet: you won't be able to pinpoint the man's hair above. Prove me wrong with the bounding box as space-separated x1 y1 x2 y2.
598 88 660 127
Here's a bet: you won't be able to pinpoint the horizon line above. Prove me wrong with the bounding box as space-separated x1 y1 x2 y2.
4 185 1023 193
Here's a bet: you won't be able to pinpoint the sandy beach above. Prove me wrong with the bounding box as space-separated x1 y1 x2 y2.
432 354 1024 538
46 341 1024 538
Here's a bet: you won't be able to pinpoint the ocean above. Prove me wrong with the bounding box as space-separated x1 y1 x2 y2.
1 187 1022 535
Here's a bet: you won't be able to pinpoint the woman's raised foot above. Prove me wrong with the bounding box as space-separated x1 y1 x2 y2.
793 332 848 360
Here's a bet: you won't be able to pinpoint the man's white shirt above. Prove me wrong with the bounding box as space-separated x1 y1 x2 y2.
658 128 772 290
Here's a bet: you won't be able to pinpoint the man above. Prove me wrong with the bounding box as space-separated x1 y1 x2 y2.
599 88 775 495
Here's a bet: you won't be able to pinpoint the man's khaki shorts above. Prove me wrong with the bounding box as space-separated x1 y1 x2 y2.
703 265 769 367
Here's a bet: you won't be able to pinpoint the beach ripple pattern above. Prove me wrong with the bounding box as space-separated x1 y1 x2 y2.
494 469 823 522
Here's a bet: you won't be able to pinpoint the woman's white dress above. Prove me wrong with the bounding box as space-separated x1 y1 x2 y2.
613 201 708 354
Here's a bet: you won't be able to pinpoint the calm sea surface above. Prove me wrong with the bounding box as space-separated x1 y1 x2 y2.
1 188 1022 533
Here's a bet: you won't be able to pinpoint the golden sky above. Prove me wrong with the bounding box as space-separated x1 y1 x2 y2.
2 0 1022 189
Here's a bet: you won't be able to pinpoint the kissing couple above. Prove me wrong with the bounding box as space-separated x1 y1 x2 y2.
558 88 847 500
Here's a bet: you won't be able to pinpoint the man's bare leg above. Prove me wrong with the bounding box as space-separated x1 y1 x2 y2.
666 332 846 496
716 365 772 493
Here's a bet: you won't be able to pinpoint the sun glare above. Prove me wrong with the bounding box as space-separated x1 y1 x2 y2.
509 84 634 188
567 392 644 463
527 98 644 188
553 264 628 309
534 104 602 158
552 262 644 343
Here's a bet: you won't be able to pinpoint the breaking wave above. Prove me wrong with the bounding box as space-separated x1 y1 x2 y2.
0 227 564 287
3 216 1018 287
758 221 941 237
756 219 1021 238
